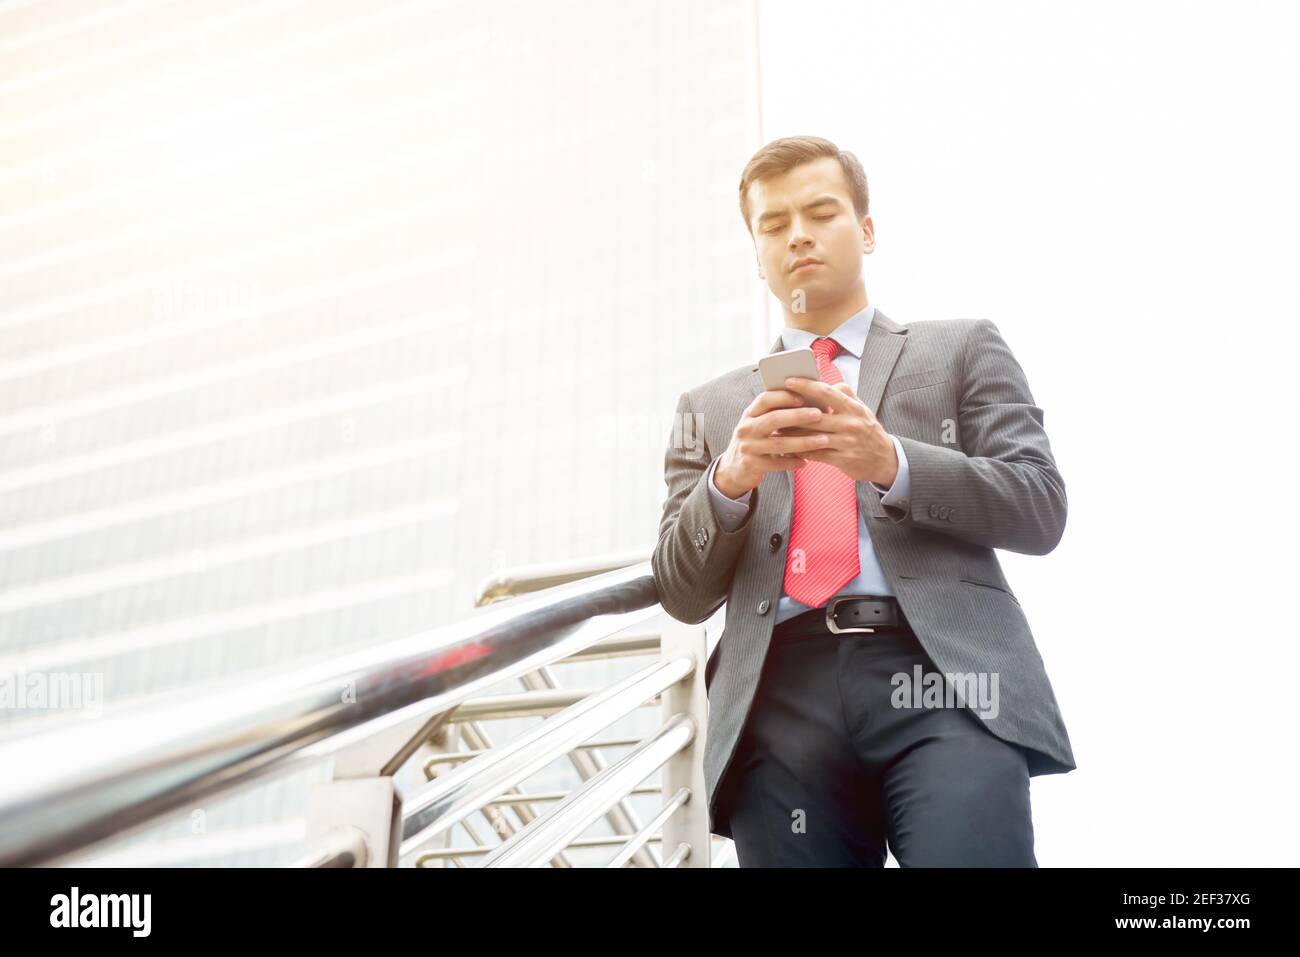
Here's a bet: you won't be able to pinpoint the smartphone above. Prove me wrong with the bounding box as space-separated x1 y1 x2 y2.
758 347 824 436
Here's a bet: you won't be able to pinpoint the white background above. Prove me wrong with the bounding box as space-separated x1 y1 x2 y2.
760 0 1300 865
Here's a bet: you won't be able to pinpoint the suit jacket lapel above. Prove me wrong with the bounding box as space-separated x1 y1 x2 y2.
746 307 909 498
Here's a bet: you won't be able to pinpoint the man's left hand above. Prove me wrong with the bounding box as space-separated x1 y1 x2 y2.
781 377 899 487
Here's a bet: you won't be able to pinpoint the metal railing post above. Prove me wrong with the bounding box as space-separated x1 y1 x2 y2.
658 617 711 866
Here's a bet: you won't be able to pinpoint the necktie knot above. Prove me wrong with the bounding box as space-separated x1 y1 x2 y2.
812 337 841 361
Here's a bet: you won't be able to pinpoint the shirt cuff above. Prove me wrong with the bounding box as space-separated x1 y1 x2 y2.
707 457 753 532
869 434 911 508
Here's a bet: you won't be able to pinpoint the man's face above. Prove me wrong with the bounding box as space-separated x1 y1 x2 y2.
746 156 874 311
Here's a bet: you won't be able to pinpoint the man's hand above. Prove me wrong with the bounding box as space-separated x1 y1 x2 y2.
714 388 832 498
779 377 899 487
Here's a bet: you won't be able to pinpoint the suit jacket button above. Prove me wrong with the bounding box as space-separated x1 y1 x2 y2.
939 506 951 519
757 599 770 615
769 533 782 550
928 504 940 518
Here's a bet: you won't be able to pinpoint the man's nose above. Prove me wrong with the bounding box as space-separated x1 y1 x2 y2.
788 219 815 249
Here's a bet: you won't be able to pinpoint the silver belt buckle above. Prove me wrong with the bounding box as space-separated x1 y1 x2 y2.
825 597 876 634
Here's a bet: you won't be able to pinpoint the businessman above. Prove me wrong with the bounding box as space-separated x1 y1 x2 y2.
652 136 1076 866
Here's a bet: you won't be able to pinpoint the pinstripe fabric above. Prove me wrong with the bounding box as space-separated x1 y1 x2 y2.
651 307 1076 841
782 337 860 607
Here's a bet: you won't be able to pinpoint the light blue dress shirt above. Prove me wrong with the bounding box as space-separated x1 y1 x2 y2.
706 304 912 625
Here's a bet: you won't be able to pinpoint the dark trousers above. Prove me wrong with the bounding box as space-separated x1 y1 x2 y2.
725 623 1037 867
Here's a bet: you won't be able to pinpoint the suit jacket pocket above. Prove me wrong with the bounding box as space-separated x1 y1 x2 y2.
883 368 950 396
959 577 1020 605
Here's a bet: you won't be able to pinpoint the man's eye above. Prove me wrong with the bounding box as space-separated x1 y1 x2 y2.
814 214 834 221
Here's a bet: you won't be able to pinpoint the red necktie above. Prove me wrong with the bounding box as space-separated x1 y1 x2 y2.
782 336 860 608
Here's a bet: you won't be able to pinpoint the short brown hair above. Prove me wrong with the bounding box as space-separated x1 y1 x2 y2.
738 135 869 233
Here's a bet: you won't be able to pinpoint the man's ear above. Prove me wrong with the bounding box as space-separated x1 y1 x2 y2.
861 215 875 254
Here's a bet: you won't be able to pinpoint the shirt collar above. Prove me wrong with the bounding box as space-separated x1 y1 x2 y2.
779 303 875 359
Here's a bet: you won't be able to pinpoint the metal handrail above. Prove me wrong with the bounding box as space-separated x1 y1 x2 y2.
475 547 654 606
0 561 661 867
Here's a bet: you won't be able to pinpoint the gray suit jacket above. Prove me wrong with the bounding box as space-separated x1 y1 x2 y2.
651 308 1076 840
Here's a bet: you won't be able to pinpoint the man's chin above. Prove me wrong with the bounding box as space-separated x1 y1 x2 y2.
787 281 842 309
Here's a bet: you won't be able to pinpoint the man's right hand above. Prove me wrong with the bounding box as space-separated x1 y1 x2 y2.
714 388 832 499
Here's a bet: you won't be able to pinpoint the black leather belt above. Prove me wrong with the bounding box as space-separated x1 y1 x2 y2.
773 596 911 641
